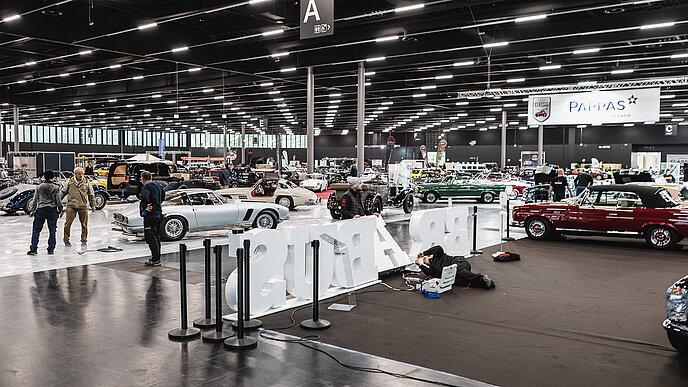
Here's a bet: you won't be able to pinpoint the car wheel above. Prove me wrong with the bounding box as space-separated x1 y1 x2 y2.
402 193 414 214
253 211 278 229
524 217 554 240
23 198 34 215
161 216 187 241
0 187 18 200
94 192 108 210
330 209 341 219
508 190 519 200
423 191 439 204
667 330 688 356
481 192 495 203
644 225 679 250
372 197 383 214
276 196 294 210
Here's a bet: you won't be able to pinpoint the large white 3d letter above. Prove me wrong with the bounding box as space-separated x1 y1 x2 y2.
444 206 469 256
374 216 412 272
331 217 378 288
225 229 287 314
283 224 336 300
408 208 447 258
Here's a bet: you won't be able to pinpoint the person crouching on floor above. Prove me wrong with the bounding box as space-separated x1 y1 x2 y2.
415 245 495 289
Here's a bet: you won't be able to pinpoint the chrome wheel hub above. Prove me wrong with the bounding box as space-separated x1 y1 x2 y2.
257 214 274 228
529 220 546 237
166 219 183 238
651 229 670 247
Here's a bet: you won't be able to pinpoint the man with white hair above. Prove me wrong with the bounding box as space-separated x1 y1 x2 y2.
340 177 379 220
61 167 96 247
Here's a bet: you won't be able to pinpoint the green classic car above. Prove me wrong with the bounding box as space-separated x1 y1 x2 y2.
417 176 518 204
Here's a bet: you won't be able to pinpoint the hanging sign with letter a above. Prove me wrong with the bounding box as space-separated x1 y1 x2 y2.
300 0 334 40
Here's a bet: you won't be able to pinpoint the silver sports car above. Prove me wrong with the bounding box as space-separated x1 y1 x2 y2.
112 189 289 241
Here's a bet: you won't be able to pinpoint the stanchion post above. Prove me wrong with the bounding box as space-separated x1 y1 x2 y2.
203 245 234 342
225 248 257 350
232 239 262 330
194 239 215 328
502 199 516 242
470 206 483 255
169 244 201 341
301 240 331 330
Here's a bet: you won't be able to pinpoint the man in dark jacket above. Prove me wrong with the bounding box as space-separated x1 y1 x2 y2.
219 164 232 188
415 245 494 289
350 164 358 177
140 171 165 267
340 177 379 219
28 170 63 255
573 171 593 196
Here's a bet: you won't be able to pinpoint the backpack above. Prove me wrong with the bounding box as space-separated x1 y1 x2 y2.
493 252 521 262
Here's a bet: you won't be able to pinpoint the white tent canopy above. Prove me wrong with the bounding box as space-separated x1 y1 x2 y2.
127 154 164 162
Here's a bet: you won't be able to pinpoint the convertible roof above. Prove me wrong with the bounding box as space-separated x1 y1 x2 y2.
589 184 675 208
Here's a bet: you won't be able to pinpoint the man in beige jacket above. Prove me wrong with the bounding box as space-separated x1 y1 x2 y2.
61 167 96 247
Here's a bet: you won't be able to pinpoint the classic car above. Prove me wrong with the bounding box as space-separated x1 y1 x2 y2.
664 274 688 355
232 166 261 187
1 182 110 214
107 161 180 198
112 189 289 241
513 185 688 249
417 176 518 204
326 173 346 188
326 178 415 219
216 178 319 209
628 183 688 206
300 173 329 192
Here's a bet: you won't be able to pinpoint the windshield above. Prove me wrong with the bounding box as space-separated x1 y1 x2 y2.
657 189 680 207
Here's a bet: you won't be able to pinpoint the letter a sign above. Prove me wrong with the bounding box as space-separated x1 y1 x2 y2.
300 0 334 40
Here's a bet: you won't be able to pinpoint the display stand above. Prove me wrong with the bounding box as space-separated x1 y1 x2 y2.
320 234 357 312
193 239 215 329
168 244 201 341
300 240 331 330
203 245 235 342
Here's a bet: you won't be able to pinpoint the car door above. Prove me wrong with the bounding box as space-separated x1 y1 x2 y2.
436 177 457 197
187 192 223 228
562 190 604 230
574 190 635 232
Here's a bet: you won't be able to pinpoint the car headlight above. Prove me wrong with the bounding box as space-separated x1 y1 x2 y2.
667 286 688 322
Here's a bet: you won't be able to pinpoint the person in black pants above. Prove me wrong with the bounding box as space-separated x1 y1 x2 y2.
140 171 165 267
549 169 572 202
415 245 494 289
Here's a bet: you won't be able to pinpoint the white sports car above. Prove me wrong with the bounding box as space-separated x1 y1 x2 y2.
300 173 329 192
112 189 289 241
216 178 319 209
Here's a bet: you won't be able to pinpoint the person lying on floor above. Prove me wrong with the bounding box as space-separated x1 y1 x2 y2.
415 245 495 290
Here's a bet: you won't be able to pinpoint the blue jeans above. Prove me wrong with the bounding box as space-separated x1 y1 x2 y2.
30 207 58 252
575 186 587 196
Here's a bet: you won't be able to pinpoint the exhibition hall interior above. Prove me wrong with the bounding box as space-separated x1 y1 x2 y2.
2 0 688 386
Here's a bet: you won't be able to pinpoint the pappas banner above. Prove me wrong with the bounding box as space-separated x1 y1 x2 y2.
527 87 660 126
300 0 334 40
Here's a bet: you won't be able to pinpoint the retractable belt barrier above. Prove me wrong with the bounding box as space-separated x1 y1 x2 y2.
168 244 201 341
224 247 258 350
203 245 235 342
193 239 215 329
301 239 331 330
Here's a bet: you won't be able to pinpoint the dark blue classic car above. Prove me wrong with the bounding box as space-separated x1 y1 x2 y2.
665 275 688 355
1 184 109 215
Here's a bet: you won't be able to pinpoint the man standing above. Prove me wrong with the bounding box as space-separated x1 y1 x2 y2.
61 167 96 247
340 177 379 219
140 171 165 267
85 161 94 176
549 169 572 202
573 171 594 196
219 164 231 188
28 170 63 255
350 164 358 177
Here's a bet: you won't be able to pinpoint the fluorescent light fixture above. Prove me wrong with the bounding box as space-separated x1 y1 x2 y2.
268 90 280 94
375 35 399 43
453 60 475 67
395 4 425 13
59 73 70 77
17 79 26 84
611 69 634 74
79 50 92 55
660 94 675 99
271 52 289 57
262 29 284 37
260 82 274 87
670 53 688 59
503 103 517 107
86 82 96 86
171 46 188 53
126 104 134 107
25 61 37 66
108 98 117 103
329 93 341 98
456 101 469 106
421 85 436 90
624 123 635 127
138 22 158 30
639 21 674 30
132 75 144 80
573 48 600 54
151 94 162 98
515 14 547 23
644 121 656 124
2 15 21 23
365 71 376 76
188 67 202 72
202 88 214 93
483 42 508 48
578 80 597 86
507 78 525 83
490 108 502 112
673 103 688 107
366 56 385 62
413 93 426 98
435 75 453 80
281 67 296 72
539 64 561 70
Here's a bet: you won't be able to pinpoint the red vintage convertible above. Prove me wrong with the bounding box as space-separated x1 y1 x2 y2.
512 185 688 249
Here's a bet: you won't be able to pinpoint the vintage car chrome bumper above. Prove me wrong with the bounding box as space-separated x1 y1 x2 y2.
112 221 143 236
664 318 688 337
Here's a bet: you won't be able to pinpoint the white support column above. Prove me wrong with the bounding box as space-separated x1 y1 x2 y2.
538 125 544 165
307 67 315 174
241 123 246 165
357 62 365 174
13 105 19 152
501 110 507 170
223 125 227 164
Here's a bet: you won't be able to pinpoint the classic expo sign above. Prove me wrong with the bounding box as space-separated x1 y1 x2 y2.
300 0 334 40
527 88 660 126
225 207 470 316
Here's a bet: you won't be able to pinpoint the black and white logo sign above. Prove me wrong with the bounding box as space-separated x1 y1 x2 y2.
532 96 551 123
300 0 334 40
665 124 677 136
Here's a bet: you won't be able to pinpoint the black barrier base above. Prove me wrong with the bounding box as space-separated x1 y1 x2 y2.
232 319 263 330
501 237 516 242
300 319 331 330
168 327 201 341
224 336 257 350
470 249 483 255
193 317 216 329
203 329 235 343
